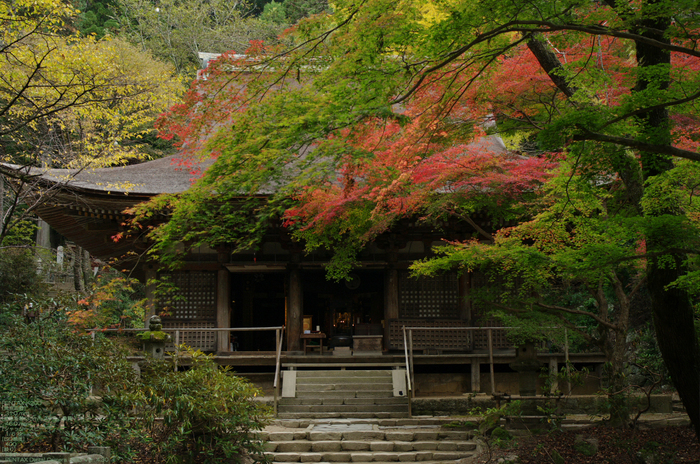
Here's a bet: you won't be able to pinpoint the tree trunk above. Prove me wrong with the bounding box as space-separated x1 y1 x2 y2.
0 174 4 240
83 248 91 289
73 245 86 293
647 258 700 436
598 331 629 427
595 278 631 427
635 1 700 438
529 5 700 435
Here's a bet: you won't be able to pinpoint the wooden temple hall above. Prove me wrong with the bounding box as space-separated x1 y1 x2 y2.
2 153 607 397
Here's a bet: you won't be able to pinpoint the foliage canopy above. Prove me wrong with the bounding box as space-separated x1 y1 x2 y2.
141 0 700 435
0 0 184 243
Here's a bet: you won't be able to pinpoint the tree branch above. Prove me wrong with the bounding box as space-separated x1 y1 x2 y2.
526 33 577 98
553 313 596 345
533 301 619 331
573 128 700 162
463 214 495 243
504 21 700 59
599 89 700 130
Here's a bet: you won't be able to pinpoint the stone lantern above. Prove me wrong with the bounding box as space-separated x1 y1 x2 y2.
137 315 172 359
509 341 542 414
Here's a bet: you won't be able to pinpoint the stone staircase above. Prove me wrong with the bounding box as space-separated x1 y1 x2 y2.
257 418 479 463
672 395 686 413
278 369 409 419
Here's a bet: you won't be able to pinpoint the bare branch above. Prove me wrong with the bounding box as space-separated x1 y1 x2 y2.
533 301 619 331
573 128 700 162
463 214 495 243
599 89 700 130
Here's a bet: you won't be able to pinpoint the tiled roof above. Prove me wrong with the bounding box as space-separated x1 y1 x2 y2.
1 155 212 195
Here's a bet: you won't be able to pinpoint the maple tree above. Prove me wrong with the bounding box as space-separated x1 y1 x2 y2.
0 0 183 244
143 0 700 435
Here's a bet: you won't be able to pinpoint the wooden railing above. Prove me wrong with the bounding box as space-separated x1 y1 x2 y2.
401 326 578 400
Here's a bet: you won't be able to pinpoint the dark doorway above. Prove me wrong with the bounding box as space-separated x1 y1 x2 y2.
230 272 285 351
302 270 384 339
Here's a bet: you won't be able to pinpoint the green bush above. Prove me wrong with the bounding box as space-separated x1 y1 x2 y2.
0 309 270 463
0 313 141 454
141 347 271 464
490 426 513 440
0 247 45 304
69 268 146 329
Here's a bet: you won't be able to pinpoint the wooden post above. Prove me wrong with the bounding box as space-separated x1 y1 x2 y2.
409 329 415 398
383 251 399 351
471 358 481 393
458 273 473 350
287 257 302 352
274 328 280 417
36 219 51 249
565 328 571 395
458 273 471 323
216 269 231 353
175 330 180 372
488 329 495 395
549 357 558 394
0 174 4 234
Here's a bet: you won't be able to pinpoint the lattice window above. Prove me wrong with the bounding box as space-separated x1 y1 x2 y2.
472 316 511 350
163 321 216 351
399 272 459 319
388 319 471 351
159 271 217 321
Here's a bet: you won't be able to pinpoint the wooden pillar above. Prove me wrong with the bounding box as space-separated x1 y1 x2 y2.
471 358 481 393
458 273 472 351
216 269 230 352
384 251 399 351
458 273 471 323
287 256 303 352
549 357 559 394
36 219 51 249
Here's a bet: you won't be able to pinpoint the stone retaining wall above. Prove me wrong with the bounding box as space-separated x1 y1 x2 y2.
0 447 108 464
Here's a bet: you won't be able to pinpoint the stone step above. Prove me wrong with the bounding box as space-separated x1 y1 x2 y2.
259 430 473 442
296 391 394 399
258 419 479 464
296 376 393 384
284 370 407 418
296 384 393 392
278 404 409 414
277 412 409 419
268 461 470 464
280 398 408 406
261 450 472 462
672 399 686 412
266 440 478 453
267 418 471 428
296 370 393 378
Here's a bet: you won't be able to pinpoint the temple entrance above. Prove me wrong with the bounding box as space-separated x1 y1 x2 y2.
230 272 286 351
302 269 384 347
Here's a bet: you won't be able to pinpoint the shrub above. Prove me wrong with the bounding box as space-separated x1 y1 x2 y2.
0 309 270 463
0 247 45 304
141 347 271 464
68 268 147 329
0 312 142 454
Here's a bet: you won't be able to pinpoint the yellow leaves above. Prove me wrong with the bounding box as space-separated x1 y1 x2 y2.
415 0 448 26
1 16 184 170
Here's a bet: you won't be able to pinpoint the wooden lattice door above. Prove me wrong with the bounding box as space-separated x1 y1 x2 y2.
158 271 217 351
398 272 459 319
